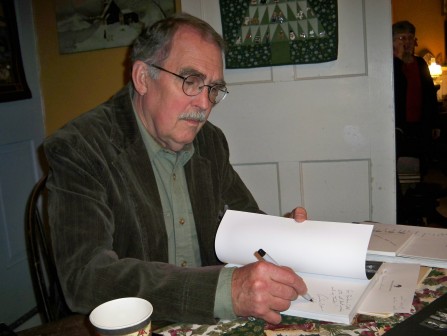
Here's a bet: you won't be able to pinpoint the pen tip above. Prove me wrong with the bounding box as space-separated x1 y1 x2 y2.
309 299 313 302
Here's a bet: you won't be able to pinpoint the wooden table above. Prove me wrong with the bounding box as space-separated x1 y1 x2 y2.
17 315 167 336
17 315 95 336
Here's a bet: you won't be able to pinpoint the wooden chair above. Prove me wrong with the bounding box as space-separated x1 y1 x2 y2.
26 175 71 323
397 156 421 186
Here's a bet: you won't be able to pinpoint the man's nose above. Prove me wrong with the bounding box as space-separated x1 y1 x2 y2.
192 88 213 110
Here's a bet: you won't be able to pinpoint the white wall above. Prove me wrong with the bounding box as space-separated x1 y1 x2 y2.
182 0 396 224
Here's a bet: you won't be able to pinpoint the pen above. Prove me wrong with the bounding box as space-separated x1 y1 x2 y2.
217 204 229 222
257 248 314 302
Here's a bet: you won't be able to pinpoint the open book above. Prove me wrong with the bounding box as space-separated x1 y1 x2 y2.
367 229 414 256
366 223 447 268
357 262 420 317
215 210 376 324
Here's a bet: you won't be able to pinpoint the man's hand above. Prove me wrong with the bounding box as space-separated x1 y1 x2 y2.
231 261 307 324
393 38 405 60
284 207 307 222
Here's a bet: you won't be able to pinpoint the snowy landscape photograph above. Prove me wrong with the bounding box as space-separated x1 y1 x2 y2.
54 0 177 54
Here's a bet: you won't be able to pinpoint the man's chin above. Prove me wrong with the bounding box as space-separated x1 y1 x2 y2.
402 53 413 63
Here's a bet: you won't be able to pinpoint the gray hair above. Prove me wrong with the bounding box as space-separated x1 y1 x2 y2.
131 13 226 78
392 21 416 36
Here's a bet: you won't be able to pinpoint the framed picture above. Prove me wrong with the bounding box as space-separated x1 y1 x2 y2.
54 0 180 54
0 0 31 102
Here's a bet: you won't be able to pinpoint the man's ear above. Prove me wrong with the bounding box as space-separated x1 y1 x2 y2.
132 61 149 95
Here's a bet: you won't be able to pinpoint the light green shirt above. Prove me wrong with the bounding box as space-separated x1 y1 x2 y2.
133 107 235 319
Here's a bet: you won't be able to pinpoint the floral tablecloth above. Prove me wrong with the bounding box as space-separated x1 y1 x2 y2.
154 268 447 336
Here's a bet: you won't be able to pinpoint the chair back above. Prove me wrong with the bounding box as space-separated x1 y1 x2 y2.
397 156 421 185
26 175 71 323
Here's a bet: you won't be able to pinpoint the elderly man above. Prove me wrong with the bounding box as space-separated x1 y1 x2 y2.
44 13 307 324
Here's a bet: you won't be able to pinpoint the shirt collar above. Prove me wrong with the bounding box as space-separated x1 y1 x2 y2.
132 98 194 165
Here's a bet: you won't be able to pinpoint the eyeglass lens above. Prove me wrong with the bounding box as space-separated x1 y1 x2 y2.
395 34 415 42
183 75 228 104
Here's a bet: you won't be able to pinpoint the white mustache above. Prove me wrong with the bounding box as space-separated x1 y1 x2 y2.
178 111 207 122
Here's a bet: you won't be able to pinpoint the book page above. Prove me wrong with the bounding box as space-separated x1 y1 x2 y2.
366 223 447 268
370 223 447 239
399 235 447 261
358 263 420 315
367 230 414 256
215 210 374 279
283 273 372 324
417 266 432 285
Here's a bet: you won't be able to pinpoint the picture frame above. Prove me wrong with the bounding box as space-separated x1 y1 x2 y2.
54 0 180 54
0 0 32 102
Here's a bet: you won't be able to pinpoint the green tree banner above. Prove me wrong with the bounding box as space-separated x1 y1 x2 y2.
219 0 338 68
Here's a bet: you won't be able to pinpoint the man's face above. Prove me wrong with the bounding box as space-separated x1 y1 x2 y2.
393 32 417 59
136 26 224 152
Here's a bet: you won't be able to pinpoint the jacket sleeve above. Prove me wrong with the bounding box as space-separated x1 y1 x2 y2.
418 57 441 129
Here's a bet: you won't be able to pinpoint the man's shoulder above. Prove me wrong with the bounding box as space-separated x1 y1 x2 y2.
45 86 135 149
414 55 427 64
44 104 113 152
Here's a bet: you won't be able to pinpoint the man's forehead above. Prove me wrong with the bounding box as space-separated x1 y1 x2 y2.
394 32 415 37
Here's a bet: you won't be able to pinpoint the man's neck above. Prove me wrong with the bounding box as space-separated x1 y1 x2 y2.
402 53 414 64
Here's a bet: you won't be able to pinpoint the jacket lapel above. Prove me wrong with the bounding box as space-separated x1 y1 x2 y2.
108 84 169 262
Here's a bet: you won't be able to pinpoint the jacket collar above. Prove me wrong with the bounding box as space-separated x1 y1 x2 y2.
109 83 142 150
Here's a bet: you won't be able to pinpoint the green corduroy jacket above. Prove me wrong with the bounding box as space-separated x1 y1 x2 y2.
44 84 261 324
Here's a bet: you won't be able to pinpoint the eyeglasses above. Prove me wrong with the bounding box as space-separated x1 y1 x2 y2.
394 34 416 43
149 64 229 104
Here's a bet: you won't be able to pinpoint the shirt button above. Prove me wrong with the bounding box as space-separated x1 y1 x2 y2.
181 261 187 267
173 173 176 181
179 218 185 225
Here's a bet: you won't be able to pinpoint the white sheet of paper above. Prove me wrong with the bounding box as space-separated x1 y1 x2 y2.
283 272 372 324
215 210 374 279
358 263 420 314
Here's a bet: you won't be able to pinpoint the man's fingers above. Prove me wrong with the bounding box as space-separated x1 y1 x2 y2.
292 207 307 222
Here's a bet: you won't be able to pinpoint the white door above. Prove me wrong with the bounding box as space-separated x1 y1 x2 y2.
0 1 45 329
182 0 396 224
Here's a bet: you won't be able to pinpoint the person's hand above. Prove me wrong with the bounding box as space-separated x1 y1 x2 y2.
231 261 307 324
393 38 405 60
284 207 307 222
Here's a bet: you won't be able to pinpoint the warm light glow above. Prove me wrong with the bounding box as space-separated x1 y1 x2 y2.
429 58 443 77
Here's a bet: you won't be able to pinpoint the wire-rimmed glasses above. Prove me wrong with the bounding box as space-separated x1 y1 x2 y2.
149 64 228 104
